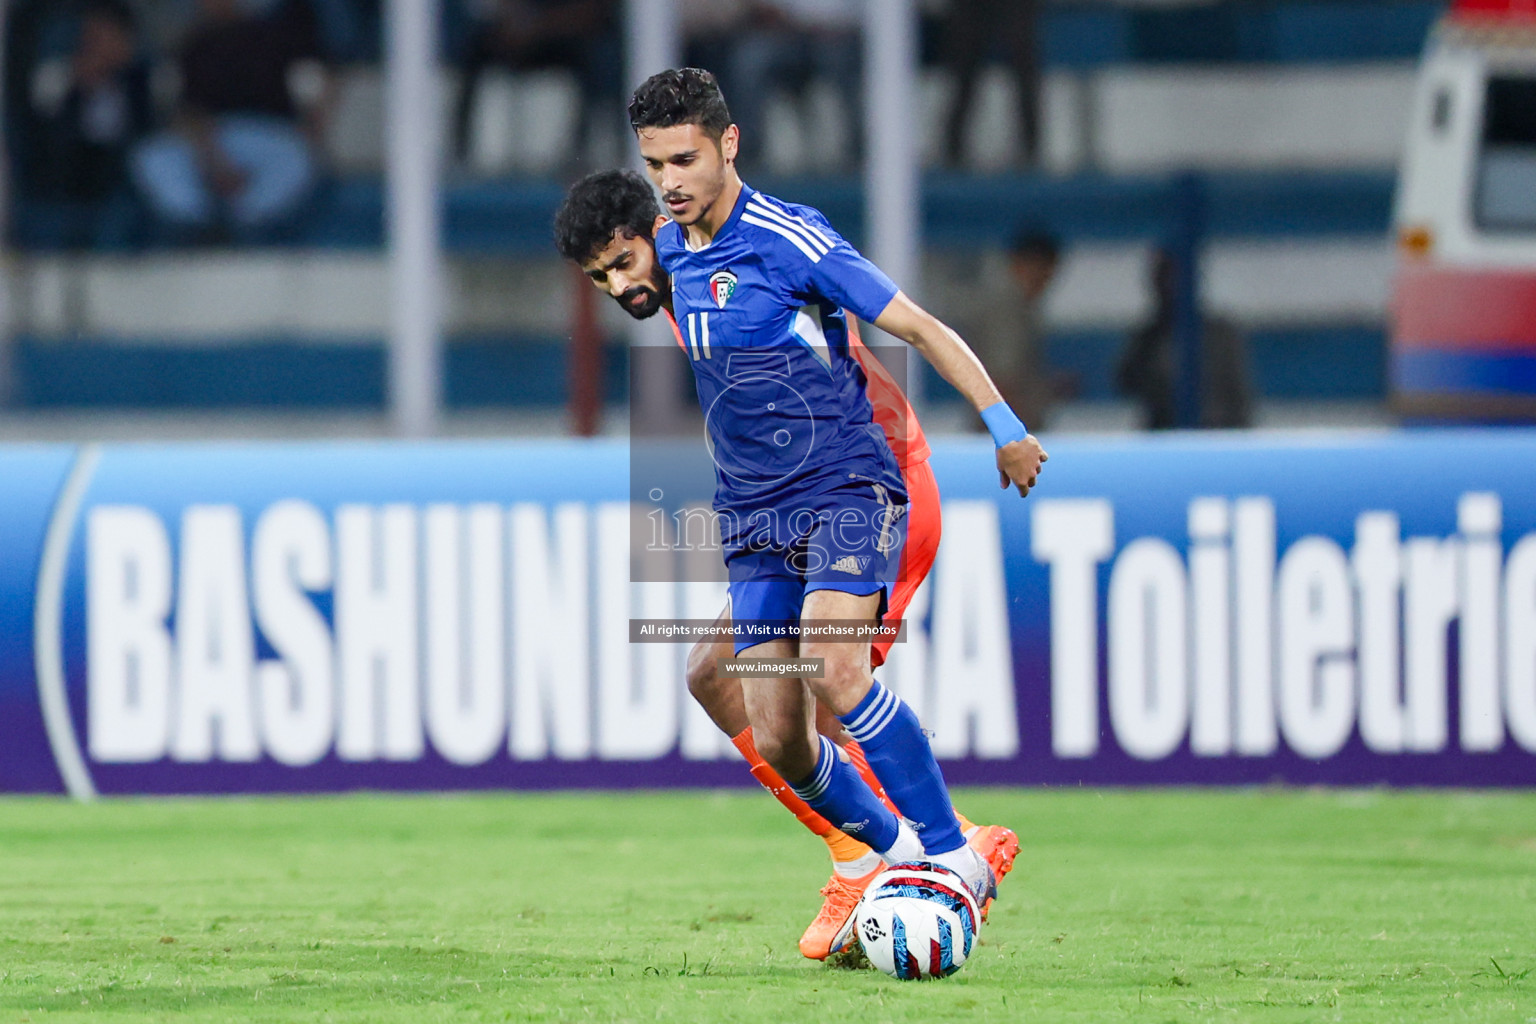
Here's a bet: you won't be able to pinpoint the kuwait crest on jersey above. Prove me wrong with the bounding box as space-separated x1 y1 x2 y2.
709 270 738 309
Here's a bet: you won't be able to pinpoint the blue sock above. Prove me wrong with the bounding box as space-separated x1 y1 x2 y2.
838 681 965 856
790 736 900 854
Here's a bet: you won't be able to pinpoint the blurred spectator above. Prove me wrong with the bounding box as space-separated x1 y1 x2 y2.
138 0 365 60
725 0 862 171
452 0 622 168
940 0 1041 168
131 0 329 242
964 230 1065 433
301 0 367 61
6 0 154 249
680 0 749 77
1117 248 1253 429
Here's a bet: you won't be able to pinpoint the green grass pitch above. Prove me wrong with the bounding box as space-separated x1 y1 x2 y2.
2 788 1533 1022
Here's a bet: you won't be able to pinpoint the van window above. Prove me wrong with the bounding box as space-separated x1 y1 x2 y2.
1476 76 1536 231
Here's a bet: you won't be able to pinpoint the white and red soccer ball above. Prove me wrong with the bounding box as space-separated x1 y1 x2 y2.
853 861 981 980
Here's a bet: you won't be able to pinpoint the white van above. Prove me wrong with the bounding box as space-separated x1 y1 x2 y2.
1393 0 1536 419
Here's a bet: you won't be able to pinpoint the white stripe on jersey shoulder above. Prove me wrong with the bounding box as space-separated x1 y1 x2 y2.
745 198 831 256
792 305 832 369
741 212 823 263
748 194 835 250
659 220 697 255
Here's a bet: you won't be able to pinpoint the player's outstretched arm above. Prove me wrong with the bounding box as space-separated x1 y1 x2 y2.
873 290 1048 498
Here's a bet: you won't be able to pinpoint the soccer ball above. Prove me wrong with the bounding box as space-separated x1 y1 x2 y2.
853 861 981 980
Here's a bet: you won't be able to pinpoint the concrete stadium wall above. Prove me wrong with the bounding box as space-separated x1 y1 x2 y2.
10 239 1393 341
317 63 1417 176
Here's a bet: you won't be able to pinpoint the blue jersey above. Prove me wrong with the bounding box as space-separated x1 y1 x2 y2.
655 184 907 540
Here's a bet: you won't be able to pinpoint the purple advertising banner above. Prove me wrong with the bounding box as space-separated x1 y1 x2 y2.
2 430 1535 797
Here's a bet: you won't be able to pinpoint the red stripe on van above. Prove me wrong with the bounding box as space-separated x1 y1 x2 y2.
1393 266 1536 350
1450 0 1536 21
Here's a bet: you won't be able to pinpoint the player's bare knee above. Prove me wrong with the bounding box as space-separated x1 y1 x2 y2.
804 645 870 716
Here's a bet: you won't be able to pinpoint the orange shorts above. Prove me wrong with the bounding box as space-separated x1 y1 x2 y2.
872 458 940 668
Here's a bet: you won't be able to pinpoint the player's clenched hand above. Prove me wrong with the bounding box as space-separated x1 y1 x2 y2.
997 435 1048 497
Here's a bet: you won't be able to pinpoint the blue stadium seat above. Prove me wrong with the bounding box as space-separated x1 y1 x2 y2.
12 333 628 409
1269 1 1442 62
1039 0 1440 67
924 324 1385 405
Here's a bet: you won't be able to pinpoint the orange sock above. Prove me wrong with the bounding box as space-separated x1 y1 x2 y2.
842 738 900 816
731 728 874 865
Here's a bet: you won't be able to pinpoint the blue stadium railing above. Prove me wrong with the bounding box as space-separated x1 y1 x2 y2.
6 168 1397 255
16 168 1391 254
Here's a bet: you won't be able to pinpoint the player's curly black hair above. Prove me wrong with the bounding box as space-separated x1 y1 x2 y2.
553 169 661 265
627 67 733 140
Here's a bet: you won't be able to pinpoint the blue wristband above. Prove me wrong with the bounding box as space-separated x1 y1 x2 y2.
980 402 1028 447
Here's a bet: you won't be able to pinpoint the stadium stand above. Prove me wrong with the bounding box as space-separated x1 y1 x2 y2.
2 0 1441 414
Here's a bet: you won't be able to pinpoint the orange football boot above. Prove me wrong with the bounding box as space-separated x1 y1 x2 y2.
965 824 1020 922
799 865 883 960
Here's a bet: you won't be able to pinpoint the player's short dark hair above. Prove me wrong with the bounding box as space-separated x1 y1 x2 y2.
628 67 733 140
1008 229 1061 263
553 169 661 265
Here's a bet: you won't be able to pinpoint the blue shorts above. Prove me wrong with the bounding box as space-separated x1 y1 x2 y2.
724 481 908 655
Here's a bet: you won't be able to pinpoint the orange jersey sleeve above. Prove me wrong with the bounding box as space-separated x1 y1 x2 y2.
664 308 686 351
847 318 931 468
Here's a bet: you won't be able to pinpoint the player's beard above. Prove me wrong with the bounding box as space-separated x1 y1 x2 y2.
618 285 664 320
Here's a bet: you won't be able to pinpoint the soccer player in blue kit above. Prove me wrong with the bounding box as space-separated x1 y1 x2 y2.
556 169 1021 960
628 68 1048 905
